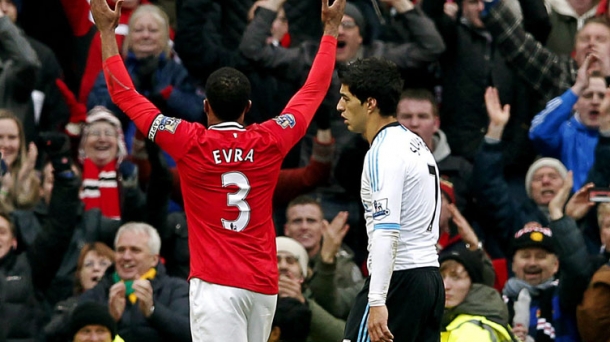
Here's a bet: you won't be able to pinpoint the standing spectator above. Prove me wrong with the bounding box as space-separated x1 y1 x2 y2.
90 0 344 340
0 141 81 342
0 6 40 144
0 110 39 211
529 56 605 191
88 4 204 133
396 88 473 213
338 58 444 342
283 195 363 319
80 223 191 342
545 0 599 56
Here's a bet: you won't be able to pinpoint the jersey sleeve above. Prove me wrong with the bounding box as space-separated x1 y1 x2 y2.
102 55 197 161
260 35 337 155
369 142 404 231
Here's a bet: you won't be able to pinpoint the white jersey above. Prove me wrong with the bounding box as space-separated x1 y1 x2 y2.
362 123 440 273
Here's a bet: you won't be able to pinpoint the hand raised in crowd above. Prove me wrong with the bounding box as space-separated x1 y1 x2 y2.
565 181 596 221
91 0 123 33
368 305 394 342
322 0 347 37
444 1 459 20
278 274 306 304
380 0 414 13
590 46 610 77
447 204 480 251
485 86 510 128
572 54 598 95
108 282 127 322
548 171 574 220
18 142 37 183
320 211 350 264
133 279 155 318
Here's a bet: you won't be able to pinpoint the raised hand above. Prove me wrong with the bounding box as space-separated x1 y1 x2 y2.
320 211 350 263
133 279 155 317
91 0 123 33
572 54 598 95
322 0 347 37
108 282 127 321
278 274 306 303
565 182 596 221
548 171 573 220
447 204 480 250
484 87 510 139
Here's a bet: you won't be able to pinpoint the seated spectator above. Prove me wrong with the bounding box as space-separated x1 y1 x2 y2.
88 4 204 133
529 59 606 191
59 0 147 105
69 301 125 342
0 110 39 211
45 242 115 342
283 195 363 319
396 89 473 213
0 146 80 342
439 248 514 341
268 297 312 342
79 222 190 342
276 236 345 342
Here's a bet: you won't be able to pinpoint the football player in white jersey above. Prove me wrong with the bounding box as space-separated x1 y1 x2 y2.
337 58 444 342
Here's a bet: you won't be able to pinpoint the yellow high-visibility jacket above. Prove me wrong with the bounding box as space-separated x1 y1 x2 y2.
441 314 515 342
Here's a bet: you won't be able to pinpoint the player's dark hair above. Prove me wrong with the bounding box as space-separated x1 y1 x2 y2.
338 58 404 117
205 67 251 122
399 88 439 117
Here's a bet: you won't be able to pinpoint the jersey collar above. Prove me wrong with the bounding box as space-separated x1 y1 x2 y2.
208 122 246 131
372 121 402 143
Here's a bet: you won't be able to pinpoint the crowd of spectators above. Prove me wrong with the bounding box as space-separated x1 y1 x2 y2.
1 0 610 341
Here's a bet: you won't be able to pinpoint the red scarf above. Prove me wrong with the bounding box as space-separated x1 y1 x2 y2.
81 158 121 220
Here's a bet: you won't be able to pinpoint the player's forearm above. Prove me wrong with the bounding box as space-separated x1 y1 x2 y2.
368 229 399 306
283 36 337 126
100 30 120 60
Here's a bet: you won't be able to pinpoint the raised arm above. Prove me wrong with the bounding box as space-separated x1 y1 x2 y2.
0 15 40 95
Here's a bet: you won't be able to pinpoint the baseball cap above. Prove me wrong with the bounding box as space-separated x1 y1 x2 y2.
511 223 554 254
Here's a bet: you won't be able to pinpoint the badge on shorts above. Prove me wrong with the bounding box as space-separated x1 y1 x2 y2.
149 115 182 140
372 198 390 220
273 113 296 129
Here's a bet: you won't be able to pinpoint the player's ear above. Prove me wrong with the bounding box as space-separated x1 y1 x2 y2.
366 98 377 113
245 100 252 114
203 99 210 114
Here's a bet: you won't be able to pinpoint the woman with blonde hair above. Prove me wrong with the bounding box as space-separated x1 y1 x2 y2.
0 109 39 210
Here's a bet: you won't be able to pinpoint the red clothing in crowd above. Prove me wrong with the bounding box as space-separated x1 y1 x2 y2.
102 36 337 295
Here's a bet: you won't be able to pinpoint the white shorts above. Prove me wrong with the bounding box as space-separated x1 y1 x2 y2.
189 278 277 342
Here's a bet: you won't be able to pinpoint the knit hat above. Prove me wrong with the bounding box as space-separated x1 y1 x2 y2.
524 157 568 198
344 3 366 33
511 223 554 255
440 178 456 204
439 247 484 284
70 302 117 339
276 236 309 278
78 106 128 164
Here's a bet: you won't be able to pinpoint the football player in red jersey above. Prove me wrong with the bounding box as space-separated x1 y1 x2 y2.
90 0 345 340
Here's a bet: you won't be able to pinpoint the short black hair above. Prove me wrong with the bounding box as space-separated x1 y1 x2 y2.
399 88 439 117
205 67 251 122
338 58 404 117
272 297 312 342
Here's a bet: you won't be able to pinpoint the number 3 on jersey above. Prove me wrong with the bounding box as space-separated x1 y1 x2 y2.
221 172 251 232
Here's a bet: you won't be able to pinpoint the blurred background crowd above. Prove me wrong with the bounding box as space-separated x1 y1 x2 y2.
1 0 610 341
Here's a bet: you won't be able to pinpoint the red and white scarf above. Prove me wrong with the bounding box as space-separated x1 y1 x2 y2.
80 158 121 220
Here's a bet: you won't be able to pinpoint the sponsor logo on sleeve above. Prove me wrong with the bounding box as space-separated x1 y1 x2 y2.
273 113 296 129
372 198 390 220
148 115 182 140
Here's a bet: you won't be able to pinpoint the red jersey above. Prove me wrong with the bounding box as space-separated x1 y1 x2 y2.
102 36 337 294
